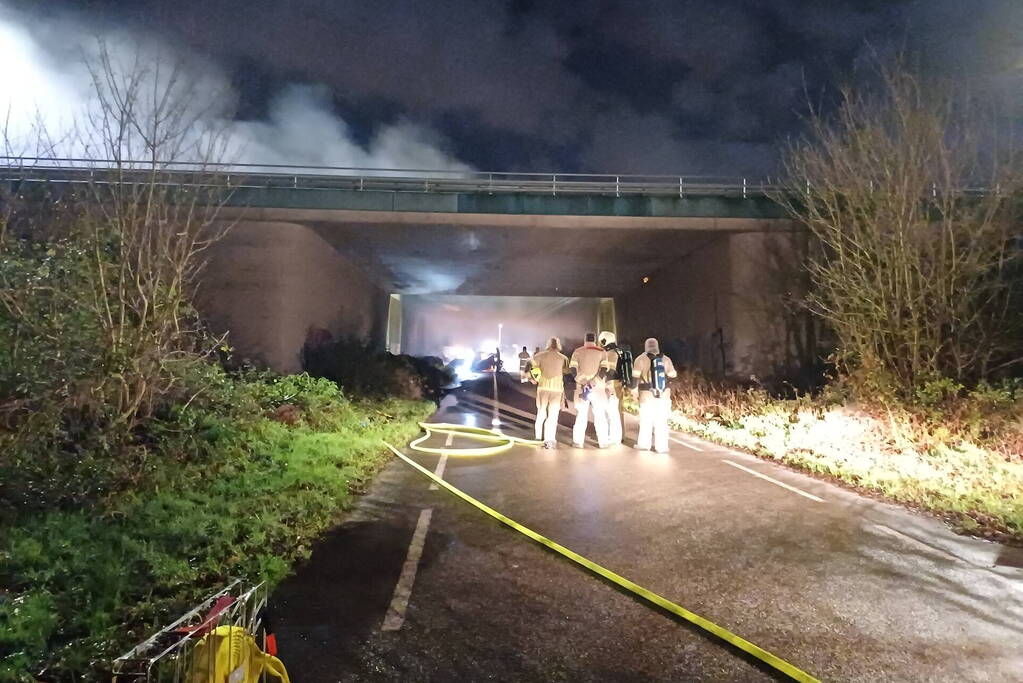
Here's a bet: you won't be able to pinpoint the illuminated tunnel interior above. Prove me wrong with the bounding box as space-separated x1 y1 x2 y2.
401 295 603 363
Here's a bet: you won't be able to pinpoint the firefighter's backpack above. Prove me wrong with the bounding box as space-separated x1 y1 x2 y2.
614 346 634 384
189 625 290 683
649 353 667 397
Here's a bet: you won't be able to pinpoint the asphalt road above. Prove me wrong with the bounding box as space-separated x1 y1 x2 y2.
272 374 1023 682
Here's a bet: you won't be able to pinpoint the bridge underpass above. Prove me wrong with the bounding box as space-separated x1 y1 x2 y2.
5 162 798 375
198 203 797 374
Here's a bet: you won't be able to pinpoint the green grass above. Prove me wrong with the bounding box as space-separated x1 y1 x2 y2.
0 376 431 680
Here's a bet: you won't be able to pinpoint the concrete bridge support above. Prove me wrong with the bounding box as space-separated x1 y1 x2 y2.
189 195 798 377
618 230 805 379
196 221 386 373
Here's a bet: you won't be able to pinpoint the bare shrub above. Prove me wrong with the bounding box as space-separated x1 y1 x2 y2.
780 64 1023 399
0 41 235 503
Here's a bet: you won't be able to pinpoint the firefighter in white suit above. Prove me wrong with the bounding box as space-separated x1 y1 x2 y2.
631 337 677 454
598 331 627 446
531 337 569 449
569 332 610 448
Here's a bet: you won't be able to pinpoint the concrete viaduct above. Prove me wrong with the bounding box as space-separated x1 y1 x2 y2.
196 168 799 376
8 164 800 376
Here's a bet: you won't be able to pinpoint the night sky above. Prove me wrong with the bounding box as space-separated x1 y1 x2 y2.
6 0 1023 175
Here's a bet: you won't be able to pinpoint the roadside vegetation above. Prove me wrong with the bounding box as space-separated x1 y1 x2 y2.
0 45 431 679
0 372 429 678
304 336 454 403
665 373 1023 540
662 64 1023 542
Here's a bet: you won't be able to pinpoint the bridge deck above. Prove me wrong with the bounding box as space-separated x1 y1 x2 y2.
0 162 788 220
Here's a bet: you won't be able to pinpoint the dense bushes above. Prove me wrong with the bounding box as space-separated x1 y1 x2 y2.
0 232 208 508
0 224 220 502
303 336 454 402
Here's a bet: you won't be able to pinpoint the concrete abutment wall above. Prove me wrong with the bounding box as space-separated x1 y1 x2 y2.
193 216 803 379
196 221 386 373
619 230 803 379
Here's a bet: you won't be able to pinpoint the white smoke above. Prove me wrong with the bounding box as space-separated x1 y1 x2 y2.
0 10 92 152
0 3 471 171
225 86 472 170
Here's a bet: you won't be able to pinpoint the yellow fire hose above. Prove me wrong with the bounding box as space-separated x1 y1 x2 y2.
385 424 820 683
407 421 543 456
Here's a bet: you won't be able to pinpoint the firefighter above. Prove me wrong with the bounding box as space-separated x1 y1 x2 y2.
631 337 677 453
569 332 610 448
531 337 569 449
518 346 532 383
598 331 631 446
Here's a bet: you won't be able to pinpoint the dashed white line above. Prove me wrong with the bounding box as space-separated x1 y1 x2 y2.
381 508 433 631
458 395 555 434
429 433 453 491
721 460 825 503
669 436 704 451
461 394 536 422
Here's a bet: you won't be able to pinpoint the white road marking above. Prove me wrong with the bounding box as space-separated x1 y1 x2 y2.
491 373 501 428
462 394 535 421
457 400 539 433
721 460 825 503
491 412 536 430
464 393 567 432
382 508 433 631
669 436 704 451
440 394 530 431
429 434 453 490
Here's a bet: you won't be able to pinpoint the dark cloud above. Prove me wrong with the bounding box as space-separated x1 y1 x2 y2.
6 0 1023 174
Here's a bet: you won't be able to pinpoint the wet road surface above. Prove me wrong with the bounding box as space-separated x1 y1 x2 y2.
272 374 1023 682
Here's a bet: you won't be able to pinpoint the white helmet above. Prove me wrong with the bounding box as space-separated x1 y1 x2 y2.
644 337 660 354
598 330 616 347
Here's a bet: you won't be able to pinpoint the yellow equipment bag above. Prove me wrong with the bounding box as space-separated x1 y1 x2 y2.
188 625 290 683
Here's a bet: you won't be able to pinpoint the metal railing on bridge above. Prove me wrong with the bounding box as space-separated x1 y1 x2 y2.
0 156 779 199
